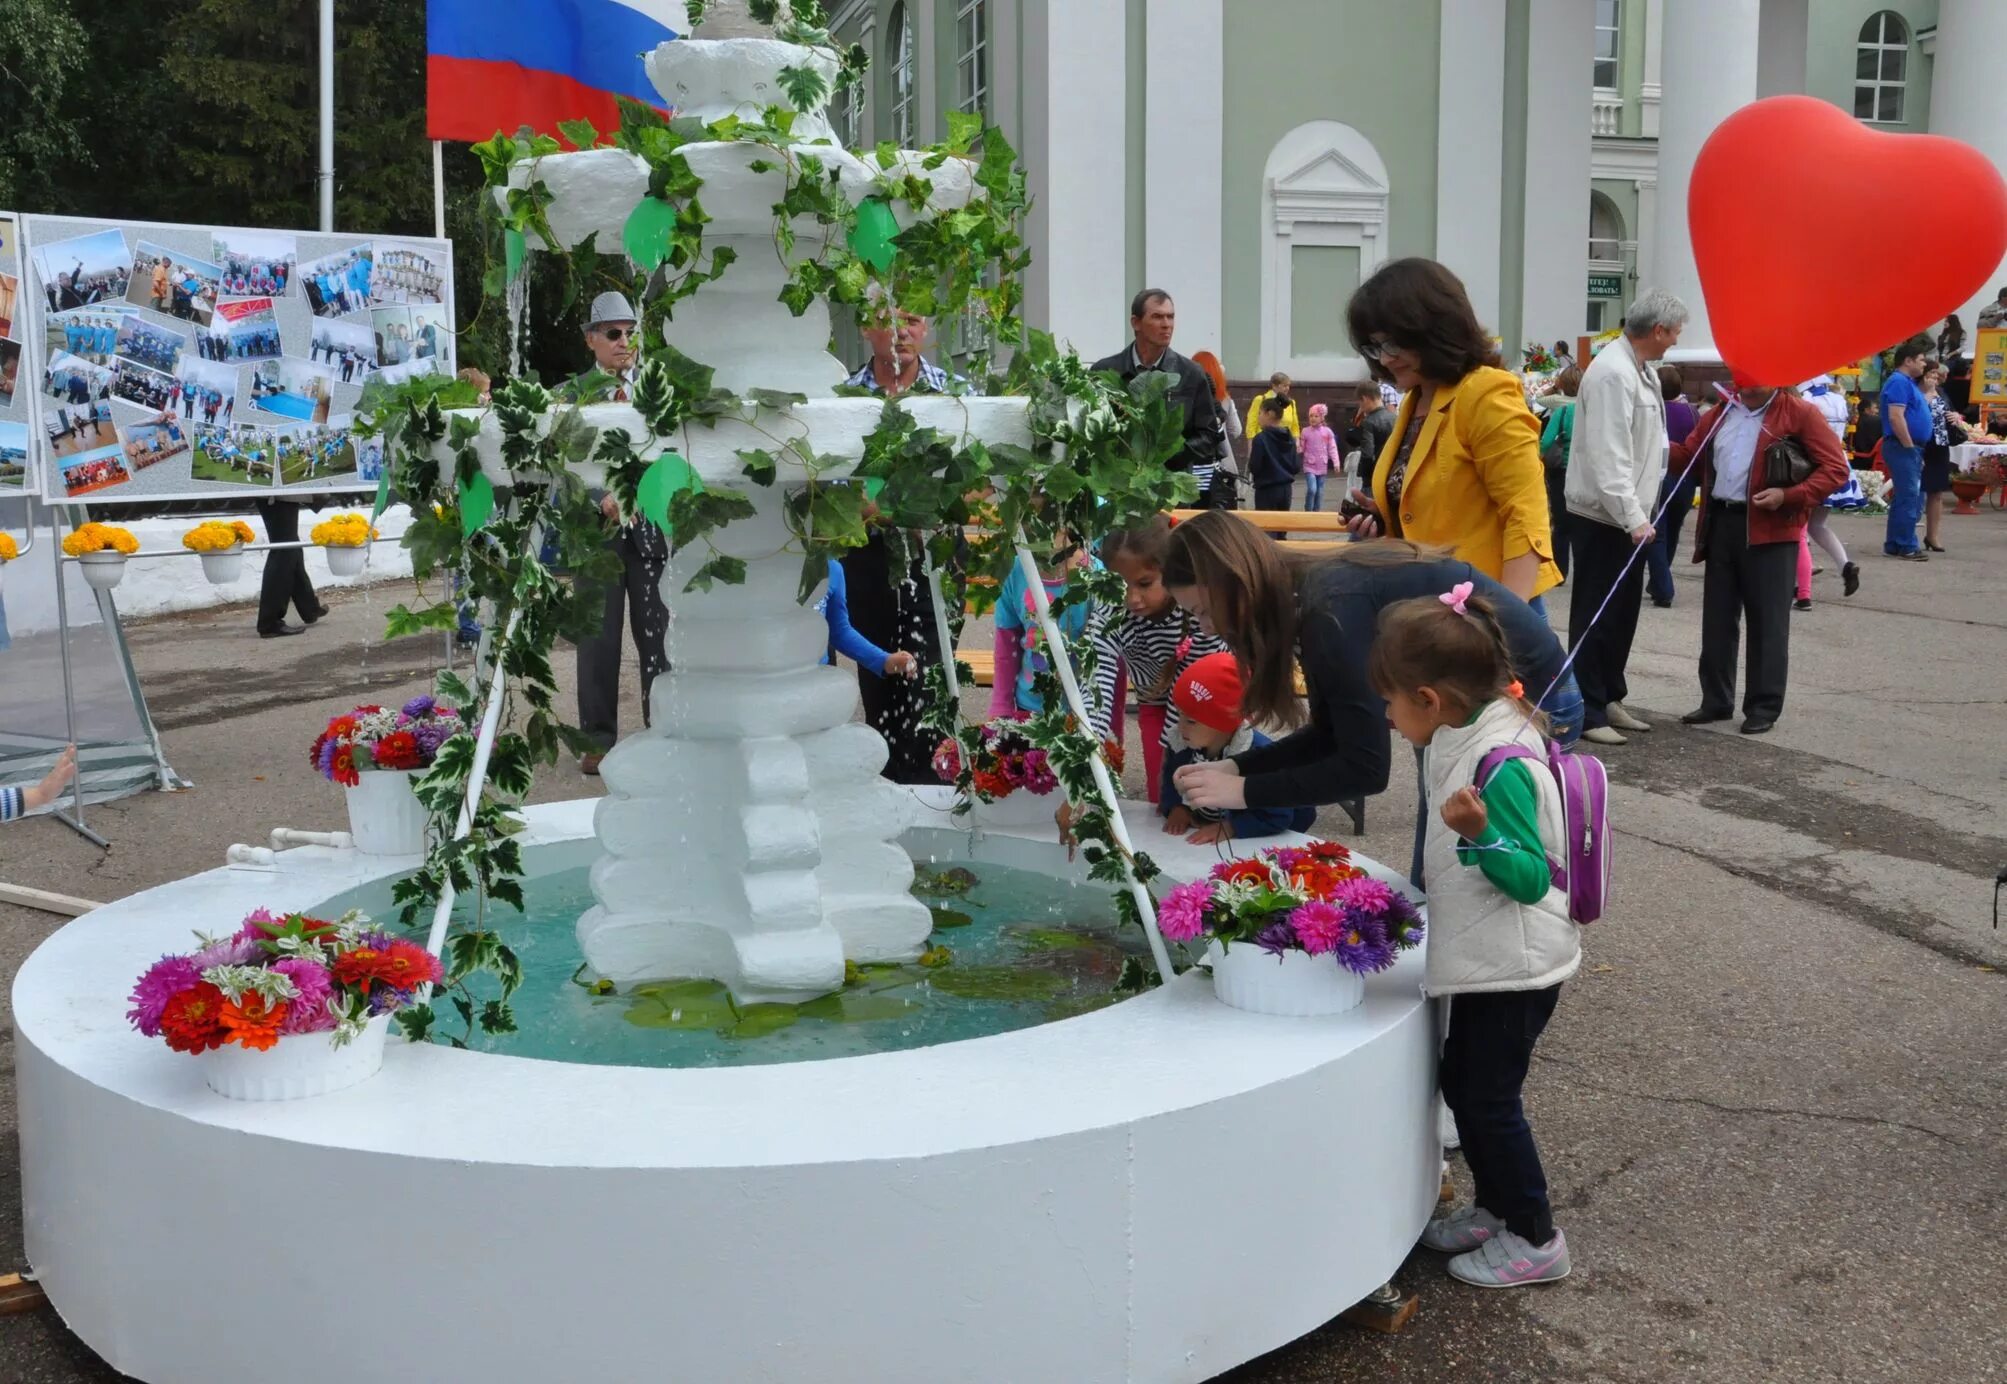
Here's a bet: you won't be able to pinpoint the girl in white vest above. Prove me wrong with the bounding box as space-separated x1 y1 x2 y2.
1367 582 1581 1289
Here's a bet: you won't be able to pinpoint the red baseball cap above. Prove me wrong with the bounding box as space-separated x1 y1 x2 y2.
1173 653 1246 735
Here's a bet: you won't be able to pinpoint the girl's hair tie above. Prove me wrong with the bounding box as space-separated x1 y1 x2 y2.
1439 580 1474 616
1506 679 1525 699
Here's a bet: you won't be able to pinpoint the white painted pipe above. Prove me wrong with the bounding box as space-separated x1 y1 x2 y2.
1011 530 1175 981
317 0 335 234
270 827 353 850
922 548 962 704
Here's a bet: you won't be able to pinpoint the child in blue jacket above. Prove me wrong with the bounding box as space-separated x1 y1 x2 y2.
1159 653 1313 845
820 559 916 680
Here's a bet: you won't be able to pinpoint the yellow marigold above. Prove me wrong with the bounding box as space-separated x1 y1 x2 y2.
182 521 247 553
0 534 16 562
231 519 257 545
310 513 377 548
61 522 140 557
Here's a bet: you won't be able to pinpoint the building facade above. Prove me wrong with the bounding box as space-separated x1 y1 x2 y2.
827 0 2004 380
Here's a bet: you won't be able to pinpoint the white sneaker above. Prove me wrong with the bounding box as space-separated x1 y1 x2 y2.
1580 725 1627 746
1447 1227 1572 1288
1421 1204 1504 1253
1605 702 1652 733
1438 1095 1460 1151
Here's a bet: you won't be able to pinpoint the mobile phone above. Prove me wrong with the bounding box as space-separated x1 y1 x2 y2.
1339 497 1371 521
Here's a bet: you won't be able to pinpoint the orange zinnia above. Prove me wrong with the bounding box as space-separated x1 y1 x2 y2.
218 992 291 1051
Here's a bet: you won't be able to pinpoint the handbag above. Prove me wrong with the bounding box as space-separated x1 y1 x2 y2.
1762 434 1813 490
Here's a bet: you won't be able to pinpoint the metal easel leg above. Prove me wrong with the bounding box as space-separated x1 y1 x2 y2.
47 502 106 848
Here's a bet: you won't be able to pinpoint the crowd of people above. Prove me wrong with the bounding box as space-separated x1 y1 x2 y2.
216 250 291 298
372 247 444 305
305 252 374 317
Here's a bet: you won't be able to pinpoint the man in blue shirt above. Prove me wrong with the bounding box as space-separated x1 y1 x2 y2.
1879 335 1933 560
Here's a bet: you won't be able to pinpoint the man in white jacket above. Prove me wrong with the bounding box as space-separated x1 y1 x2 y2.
1563 289 1687 745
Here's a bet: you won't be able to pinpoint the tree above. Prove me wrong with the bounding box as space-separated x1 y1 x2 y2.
0 0 90 209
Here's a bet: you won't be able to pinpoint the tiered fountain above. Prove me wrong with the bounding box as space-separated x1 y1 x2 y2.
11 14 1438 1383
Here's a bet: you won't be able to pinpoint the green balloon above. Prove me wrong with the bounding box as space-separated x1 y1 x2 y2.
861 477 886 502
848 196 899 273
458 472 495 537
637 452 700 534
622 197 678 272
503 227 526 283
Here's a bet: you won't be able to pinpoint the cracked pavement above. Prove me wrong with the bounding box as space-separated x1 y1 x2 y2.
2 509 2004 1383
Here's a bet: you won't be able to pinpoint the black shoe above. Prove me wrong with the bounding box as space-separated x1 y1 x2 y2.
1794 598 1812 611
1651 598 1673 609
301 604 331 624
1739 717 1775 735
1681 707 1733 725
1842 562 1860 597
1925 540 1946 553
259 623 305 638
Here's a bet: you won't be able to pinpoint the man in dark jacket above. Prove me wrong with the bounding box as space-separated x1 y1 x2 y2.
1092 288 1225 491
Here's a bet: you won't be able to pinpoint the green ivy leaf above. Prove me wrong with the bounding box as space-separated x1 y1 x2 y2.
944 109 983 155
737 448 777 486
683 554 747 593
556 117 599 149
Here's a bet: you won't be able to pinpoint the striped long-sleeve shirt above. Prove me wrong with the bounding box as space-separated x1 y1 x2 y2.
1086 608 1227 740
1 785 24 822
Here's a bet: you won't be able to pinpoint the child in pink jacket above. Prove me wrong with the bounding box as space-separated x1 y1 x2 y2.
1300 403 1338 512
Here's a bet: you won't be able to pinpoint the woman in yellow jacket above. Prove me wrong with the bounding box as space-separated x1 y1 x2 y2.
1343 258 1561 605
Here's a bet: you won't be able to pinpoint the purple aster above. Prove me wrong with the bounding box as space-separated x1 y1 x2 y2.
1156 880 1215 944
367 985 411 1016
191 934 260 969
1254 920 1299 957
1288 900 1346 955
411 719 456 760
270 957 337 1034
1382 892 1426 949
127 954 201 1036
400 694 437 720
1333 915 1398 975
316 738 339 780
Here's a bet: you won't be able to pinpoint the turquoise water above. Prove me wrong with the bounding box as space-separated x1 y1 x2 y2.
316 856 1141 1069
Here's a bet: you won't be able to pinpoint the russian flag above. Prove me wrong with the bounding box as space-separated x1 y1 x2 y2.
427 0 685 144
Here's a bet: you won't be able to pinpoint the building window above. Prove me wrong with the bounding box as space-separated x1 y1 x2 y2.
1854 11 1908 124
1593 0 1620 90
888 2 915 145
956 0 989 117
836 80 863 148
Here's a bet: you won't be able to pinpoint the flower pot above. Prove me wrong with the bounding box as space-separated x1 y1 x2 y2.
77 551 128 591
344 767 430 856
202 1013 391 1101
966 787 1060 829
1206 939 1365 1017
324 543 368 577
198 544 244 584
1948 477 1988 515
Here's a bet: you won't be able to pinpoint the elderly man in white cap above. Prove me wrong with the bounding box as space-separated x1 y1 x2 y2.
566 292 668 774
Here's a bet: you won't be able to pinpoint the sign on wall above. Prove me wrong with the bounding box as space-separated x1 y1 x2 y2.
1973 327 2007 404
20 214 454 505
1586 272 1623 299
0 214 34 495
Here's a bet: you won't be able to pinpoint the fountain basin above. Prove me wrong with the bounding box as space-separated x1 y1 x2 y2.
15 793 1437 1384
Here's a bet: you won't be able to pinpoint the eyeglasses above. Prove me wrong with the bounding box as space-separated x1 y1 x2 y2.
595 326 632 342
1361 338 1404 362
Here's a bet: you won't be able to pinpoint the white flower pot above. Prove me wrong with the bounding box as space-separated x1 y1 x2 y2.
202 1013 391 1101
198 545 244 584
967 787 1060 829
1206 940 1365 1017
344 767 430 856
325 543 368 577
77 551 127 591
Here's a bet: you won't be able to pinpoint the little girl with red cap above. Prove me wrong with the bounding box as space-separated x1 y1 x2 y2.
1158 653 1315 846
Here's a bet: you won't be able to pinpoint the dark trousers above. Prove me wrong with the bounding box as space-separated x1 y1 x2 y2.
1253 484 1292 512
1440 985 1563 1245
255 501 319 633
841 530 941 785
1566 517 1647 728
576 524 669 750
1545 467 1571 580
1644 465 1700 604
1699 504 1795 721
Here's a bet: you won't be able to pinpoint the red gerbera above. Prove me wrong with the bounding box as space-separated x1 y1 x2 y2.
158 981 229 1053
218 992 291 1051
332 938 441 995
371 731 422 770
1303 840 1353 863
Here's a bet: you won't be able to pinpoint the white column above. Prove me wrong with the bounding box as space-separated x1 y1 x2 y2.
1145 0 1224 356
1633 176 1657 299
1653 0 1758 361
1640 0 1663 138
1755 0 1809 98
1022 0 1129 357
1435 0 1506 332
1519 0 1594 352
1930 0 2007 323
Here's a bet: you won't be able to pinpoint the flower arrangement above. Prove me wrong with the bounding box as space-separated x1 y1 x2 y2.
310 513 376 547
310 695 461 787
934 715 1123 803
0 533 16 563
1521 342 1561 374
1155 841 1425 975
128 908 441 1052
182 519 256 552
61 522 139 557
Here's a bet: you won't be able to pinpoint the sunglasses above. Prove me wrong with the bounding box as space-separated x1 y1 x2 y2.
594 326 633 342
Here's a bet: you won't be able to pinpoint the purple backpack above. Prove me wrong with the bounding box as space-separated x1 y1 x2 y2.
1476 740 1610 924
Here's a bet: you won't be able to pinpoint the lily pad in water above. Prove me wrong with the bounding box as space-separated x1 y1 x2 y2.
926 965 1069 1002
798 992 921 1023
722 1003 800 1040
930 906 975 930
623 979 736 1030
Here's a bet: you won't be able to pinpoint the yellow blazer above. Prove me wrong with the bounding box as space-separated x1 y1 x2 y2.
1370 365 1561 599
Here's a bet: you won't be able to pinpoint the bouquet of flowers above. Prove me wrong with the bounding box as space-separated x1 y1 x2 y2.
1155 841 1425 975
310 695 460 787
310 512 376 548
1521 342 1561 374
182 519 256 552
933 716 1123 803
60 522 139 557
127 908 441 1053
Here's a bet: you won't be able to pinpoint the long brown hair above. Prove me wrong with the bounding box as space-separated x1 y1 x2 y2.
1346 257 1503 387
1162 511 1303 727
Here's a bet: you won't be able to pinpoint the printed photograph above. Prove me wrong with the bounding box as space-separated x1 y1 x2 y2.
126 241 223 326
190 424 273 487
212 230 297 299
202 296 282 363
356 432 386 482
0 420 28 487
120 413 192 472
33 228 131 311
0 339 17 408
250 357 334 424
310 317 376 382
1986 352 2005 369
375 355 441 387
281 419 357 485
46 399 117 458
408 304 451 363
301 245 373 318
371 306 412 366
59 441 132 498
42 349 114 408
1985 367 2005 383
114 315 190 375
174 356 238 427
47 306 132 366
110 358 179 412
0 270 17 341
371 242 446 306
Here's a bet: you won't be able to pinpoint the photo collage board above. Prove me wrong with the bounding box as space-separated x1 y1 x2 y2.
0 214 33 494
20 214 455 504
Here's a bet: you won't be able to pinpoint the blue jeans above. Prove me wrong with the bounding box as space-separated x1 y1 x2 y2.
1303 473 1325 511
1645 468 1700 604
1883 444 1923 554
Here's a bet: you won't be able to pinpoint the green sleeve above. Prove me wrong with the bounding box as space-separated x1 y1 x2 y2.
1454 759 1554 904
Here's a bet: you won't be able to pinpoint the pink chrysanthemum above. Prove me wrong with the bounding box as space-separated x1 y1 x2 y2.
1327 876 1396 914
1288 900 1346 955
1019 750 1059 796
234 907 280 942
1157 880 1215 944
127 954 202 1037
190 934 259 970
270 957 337 1034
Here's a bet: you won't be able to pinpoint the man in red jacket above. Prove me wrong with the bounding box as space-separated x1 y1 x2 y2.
1672 379 1849 735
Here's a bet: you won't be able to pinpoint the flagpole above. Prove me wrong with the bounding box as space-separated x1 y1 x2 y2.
318 0 335 232
433 141 448 240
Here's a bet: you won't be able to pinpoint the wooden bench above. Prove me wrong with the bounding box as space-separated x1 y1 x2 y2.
1170 508 1349 535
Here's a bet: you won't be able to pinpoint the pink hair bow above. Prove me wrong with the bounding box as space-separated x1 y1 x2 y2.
1439 581 1474 615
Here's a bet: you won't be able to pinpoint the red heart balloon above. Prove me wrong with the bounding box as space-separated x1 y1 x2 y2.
1689 95 2007 385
